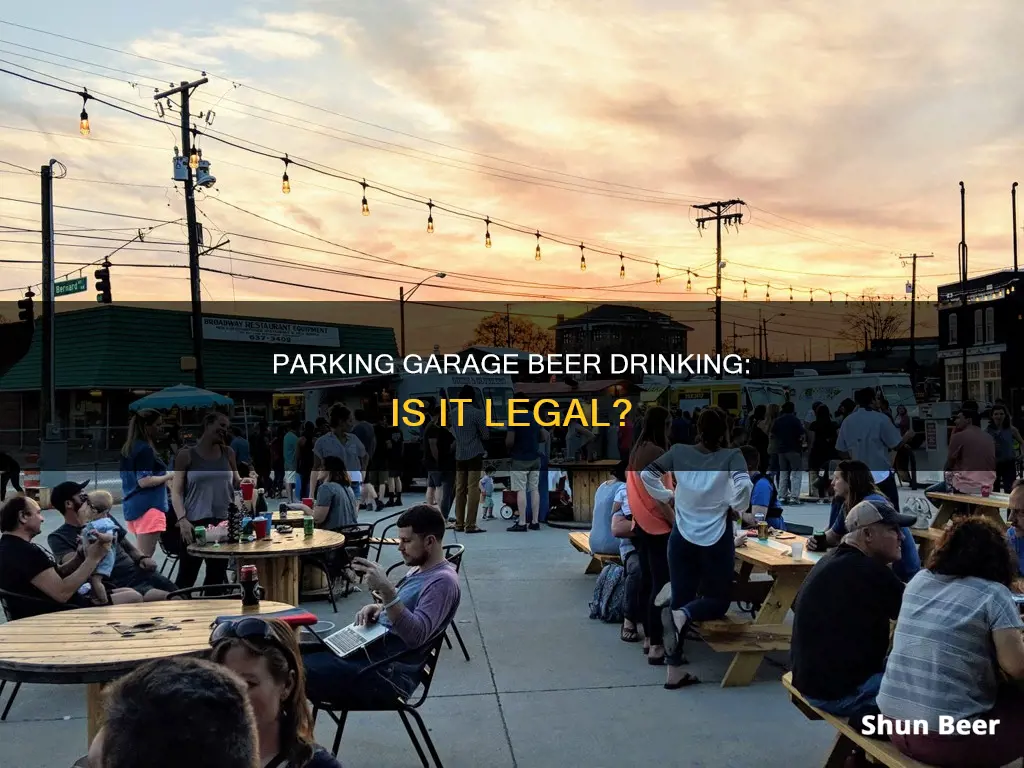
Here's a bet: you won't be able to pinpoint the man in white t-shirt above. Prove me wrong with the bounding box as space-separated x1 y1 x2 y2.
836 388 914 509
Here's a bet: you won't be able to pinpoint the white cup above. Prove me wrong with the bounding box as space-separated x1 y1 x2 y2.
790 542 804 560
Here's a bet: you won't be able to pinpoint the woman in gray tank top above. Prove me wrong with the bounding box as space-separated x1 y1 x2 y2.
170 411 240 589
987 406 1022 493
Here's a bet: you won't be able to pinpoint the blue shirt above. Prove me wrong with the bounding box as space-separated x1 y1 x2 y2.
119 440 168 521
509 419 542 461
230 436 250 464
751 476 785 528
283 431 299 471
1009 528 1024 576
771 413 805 454
588 480 624 556
830 493 921 583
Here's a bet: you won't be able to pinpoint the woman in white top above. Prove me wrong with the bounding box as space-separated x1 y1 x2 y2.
641 408 752 689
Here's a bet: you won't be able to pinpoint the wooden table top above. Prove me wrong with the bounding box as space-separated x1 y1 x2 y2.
926 491 1011 509
188 528 346 559
911 527 944 542
735 534 819 571
0 600 292 684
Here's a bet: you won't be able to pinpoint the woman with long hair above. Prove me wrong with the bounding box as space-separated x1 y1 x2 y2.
807 404 837 499
305 455 357 530
119 408 174 557
211 617 343 767
748 404 769 473
807 459 921 582
641 408 752 688
628 405 674 663
988 405 1023 493
878 517 1024 768
297 421 316 500
170 411 241 589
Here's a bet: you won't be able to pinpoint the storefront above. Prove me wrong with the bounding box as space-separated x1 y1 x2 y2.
0 305 397 452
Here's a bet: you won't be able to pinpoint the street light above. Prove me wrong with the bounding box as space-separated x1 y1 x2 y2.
399 272 446 356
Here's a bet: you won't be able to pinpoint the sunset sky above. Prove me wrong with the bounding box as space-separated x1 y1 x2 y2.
0 1 1021 353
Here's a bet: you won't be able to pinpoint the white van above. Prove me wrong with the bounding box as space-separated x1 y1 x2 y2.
760 371 918 419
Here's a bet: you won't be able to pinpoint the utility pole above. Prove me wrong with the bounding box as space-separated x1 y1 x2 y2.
155 78 208 388
693 199 744 378
901 252 934 388
1013 182 1018 272
399 286 406 357
40 161 56 439
959 182 968 403
506 304 512 347
756 309 763 376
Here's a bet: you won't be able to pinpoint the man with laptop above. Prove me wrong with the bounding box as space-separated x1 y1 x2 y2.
304 504 461 706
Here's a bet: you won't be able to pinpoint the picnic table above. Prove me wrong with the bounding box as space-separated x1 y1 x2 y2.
548 459 619 523
924 490 1010 529
0 599 292 746
700 533 818 688
188 528 346 605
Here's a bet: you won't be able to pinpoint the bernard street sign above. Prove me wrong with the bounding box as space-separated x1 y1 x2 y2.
54 277 87 297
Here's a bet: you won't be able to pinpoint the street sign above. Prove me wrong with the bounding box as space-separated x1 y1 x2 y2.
54 276 87 297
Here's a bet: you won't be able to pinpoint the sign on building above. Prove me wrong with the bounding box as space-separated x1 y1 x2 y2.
201 317 340 347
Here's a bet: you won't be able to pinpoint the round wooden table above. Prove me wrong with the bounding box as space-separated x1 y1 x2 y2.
188 528 346 606
0 599 292 745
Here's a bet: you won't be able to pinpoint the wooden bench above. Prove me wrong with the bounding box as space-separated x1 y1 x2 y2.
568 531 621 575
782 672 929 768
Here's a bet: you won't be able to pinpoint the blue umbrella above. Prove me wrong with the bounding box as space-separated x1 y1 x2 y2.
129 384 234 412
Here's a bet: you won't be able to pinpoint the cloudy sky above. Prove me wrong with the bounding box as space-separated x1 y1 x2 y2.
0 1 1021 350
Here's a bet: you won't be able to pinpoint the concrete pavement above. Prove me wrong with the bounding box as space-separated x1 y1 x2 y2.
0 487 931 768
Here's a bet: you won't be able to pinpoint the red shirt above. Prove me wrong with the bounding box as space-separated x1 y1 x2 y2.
628 441 673 535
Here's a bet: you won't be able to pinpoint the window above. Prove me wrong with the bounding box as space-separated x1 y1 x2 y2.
946 362 962 402
974 309 983 345
985 307 995 343
948 314 958 344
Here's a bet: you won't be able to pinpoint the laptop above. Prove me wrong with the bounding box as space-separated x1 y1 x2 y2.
322 621 388 658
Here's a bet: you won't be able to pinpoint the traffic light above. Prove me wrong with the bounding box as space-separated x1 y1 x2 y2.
17 289 34 323
95 263 111 304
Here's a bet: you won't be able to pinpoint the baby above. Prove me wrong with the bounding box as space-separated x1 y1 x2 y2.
478 469 495 520
78 490 119 606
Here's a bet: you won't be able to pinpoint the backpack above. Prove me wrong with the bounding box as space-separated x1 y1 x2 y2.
904 497 932 529
589 563 626 623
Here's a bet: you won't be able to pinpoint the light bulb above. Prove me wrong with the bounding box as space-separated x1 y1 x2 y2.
281 171 290 194
686 277 692 292
829 292 834 305
189 147 199 170
427 214 434 233
656 262 662 285
743 280 748 300
810 292 814 304
789 286 794 301
485 230 492 248
580 255 587 272
361 196 370 216
535 232 541 261
79 108 90 136
766 288 771 302
620 264 625 279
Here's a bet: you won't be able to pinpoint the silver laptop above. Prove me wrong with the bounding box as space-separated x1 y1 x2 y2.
323 622 388 658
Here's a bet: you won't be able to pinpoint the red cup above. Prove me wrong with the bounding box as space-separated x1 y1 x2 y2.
253 517 269 539
240 479 255 502
302 497 314 508
981 485 992 498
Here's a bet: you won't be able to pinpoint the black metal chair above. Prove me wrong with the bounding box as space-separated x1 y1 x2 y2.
158 537 180 580
384 548 470 663
0 587 79 721
300 522 373 613
166 584 242 600
309 599 460 767
368 509 406 562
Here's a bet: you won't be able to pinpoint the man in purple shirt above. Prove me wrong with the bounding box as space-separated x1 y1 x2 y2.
304 504 461 706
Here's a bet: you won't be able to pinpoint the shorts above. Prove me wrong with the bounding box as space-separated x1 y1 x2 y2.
368 470 389 487
427 471 445 489
119 568 177 597
285 470 298 487
125 508 168 535
511 459 541 492
481 493 494 509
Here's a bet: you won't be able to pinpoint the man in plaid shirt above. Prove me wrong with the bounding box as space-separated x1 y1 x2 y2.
449 385 489 533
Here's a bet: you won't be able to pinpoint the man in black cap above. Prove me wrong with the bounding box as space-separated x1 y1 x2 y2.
47 480 176 602
791 497 915 730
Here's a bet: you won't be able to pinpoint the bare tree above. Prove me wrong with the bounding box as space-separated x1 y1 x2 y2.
468 313 555 353
838 299 909 351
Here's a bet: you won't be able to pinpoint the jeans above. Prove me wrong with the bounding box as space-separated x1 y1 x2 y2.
304 641 418 708
666 525 735 664
622 551 644 626
995 459 1018 494
925 479 948 508
174 517 231 589
0 460 22 501
633 527 670 646
454 456 483 529
779 451 803 499
438 469 456 519
805 672 882 718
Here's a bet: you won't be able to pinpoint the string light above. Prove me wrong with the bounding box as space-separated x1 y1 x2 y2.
534 231 541 261
78 89 91 136
579 242 586 272
810 290 814 304
789 286 794 301
426 200 434 233
656 261 662 285
845 293 849 306
281 154 291 194
742 279 748 300
829 291 833 305
361 180 370 216
766 283 771 302
619 253 625 279
484 217 492 248
686 270 692 292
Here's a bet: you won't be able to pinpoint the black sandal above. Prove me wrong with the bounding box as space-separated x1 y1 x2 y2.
621 625 640 643
664 672 700 690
